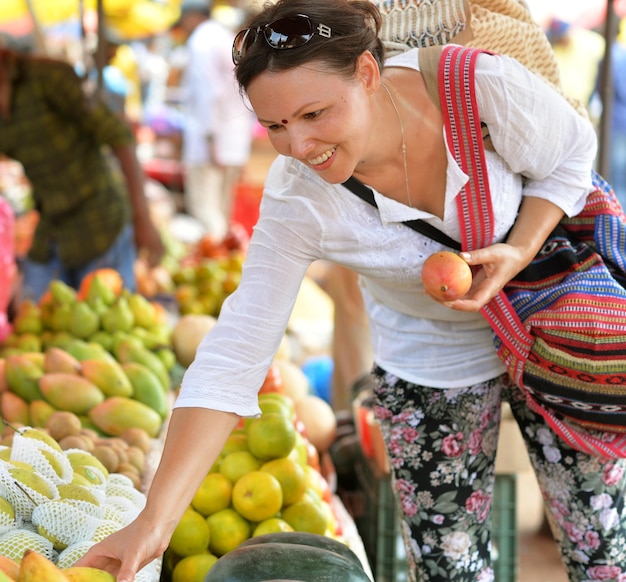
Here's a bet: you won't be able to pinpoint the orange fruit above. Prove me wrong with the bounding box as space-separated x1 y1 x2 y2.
245 412 296 461
304 464 333 503
258 392 295 417
252 517 295 537
220 431 249 457
219 450 261 484
77 268 123 301
421 251 472 301
261 457 307 506
281 497 328 535
192 473 233 517
169 508 211 557
172 553 218 582
206 508 251 556
232 470 283 522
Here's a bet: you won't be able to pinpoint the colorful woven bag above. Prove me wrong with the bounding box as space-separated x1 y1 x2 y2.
438 45 626 458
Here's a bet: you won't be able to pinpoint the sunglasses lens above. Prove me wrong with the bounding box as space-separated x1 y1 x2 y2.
264 15 314 49
232 28 256 64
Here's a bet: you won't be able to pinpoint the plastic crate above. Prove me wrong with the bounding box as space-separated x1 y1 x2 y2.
353 451 518 582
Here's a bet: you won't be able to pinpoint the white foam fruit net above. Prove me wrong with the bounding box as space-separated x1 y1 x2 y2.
31 500 102 551
0 528 56 561
0 429 158 581
10 432 73 484
0 461 58 522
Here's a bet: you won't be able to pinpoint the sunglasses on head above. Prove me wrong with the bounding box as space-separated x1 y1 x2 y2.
232 14 332 65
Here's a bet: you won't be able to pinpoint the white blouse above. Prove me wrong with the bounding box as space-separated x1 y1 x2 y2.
175 47 598 417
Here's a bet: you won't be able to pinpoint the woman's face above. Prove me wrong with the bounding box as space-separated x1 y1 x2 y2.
246 53 379 185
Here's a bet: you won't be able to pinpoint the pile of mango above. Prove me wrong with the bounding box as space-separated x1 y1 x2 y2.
0 345 168 441
0 270 176 463
1 270 176 375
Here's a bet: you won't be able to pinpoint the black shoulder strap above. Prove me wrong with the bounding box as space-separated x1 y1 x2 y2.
342 176 462 251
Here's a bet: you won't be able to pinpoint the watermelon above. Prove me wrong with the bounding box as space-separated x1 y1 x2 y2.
237 531 365 572
204 541 371 582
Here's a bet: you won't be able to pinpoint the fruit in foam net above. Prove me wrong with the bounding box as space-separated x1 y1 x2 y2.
421 250 473 301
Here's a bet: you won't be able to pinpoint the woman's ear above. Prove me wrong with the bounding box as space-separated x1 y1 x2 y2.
355 51 381 95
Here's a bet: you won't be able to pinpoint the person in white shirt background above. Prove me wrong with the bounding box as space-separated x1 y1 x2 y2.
76 1 626 581
178 0 254 239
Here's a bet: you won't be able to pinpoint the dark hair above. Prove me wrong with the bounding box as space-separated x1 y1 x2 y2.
235 0 385 92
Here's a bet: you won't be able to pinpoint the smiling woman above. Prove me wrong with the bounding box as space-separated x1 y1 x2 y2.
74 1 626 581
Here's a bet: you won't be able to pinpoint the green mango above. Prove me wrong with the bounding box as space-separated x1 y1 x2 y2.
115 341 170 393
122 362 169 418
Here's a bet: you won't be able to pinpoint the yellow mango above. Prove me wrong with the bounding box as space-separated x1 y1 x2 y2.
29 400 57 428
43 347 81 375
1 391 30 425
39 373 105 415
5 353 45 402
80 359 133 398
18 549 70 581
88 396 162 438
62 567 115 582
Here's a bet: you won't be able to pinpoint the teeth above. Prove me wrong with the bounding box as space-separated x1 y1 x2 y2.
308 147 336 166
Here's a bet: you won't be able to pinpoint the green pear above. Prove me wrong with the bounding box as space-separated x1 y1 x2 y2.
48 303 73 333
49 280 77 305
13 300 43 335
88 330 115 352
129 327 166 351
68 302 100 339
101 297 135 334
87 275 116 308
15 333 42 353
87 295 109 317
48 331 75 350
65 339 115 363
127 293 157 329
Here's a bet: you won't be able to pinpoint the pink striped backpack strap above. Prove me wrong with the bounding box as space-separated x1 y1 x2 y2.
438 45 533 369
437 44 626 458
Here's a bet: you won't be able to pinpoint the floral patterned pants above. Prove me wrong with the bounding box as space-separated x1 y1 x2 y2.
371 367 626 582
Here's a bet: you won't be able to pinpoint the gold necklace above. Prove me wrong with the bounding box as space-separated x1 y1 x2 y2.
381 81 412 208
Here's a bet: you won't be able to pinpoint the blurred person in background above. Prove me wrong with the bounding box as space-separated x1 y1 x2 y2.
0 44 164 302
596 18 626 207
177 0 255 240
547 17 605 116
